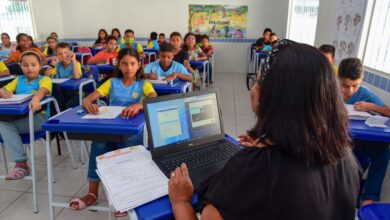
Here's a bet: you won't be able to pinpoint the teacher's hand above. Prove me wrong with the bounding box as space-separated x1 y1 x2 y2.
239 133 260 147
168 163 194 206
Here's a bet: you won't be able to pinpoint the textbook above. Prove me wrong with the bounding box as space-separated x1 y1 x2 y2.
96 145 168 212
0 94 33 105
345 104 372 120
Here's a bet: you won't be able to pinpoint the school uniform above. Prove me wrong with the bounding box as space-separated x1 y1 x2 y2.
144 60 190 84
119 42 144 54
346 85 390 201
146 40 160 50
87 78 155 182
0 75 52 162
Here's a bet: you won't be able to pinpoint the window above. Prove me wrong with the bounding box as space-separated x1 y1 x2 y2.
363 0 390 74
287 0 320 45
0 0 35 40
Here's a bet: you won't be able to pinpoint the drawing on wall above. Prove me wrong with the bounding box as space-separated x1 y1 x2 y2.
332 0 367 64
189 5 248 39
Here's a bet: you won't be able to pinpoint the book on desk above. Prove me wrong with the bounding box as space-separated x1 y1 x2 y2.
0 94 33 105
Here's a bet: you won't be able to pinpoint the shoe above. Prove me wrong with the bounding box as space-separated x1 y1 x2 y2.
5 166 30 180
69 193 99 210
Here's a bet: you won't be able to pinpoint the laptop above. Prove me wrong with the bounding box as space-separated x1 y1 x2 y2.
143 89 240 189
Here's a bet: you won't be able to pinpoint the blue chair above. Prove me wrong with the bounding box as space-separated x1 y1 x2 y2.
6 63 23 75
358 203 390 220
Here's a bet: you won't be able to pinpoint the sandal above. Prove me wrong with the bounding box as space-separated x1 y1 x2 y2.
115 211 128 217
5 166 30 180
69 193 99 210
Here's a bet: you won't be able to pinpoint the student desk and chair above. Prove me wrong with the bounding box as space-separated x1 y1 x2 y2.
0 75 15 87
143 48 158 64
190 60 210 89
75 52 92 65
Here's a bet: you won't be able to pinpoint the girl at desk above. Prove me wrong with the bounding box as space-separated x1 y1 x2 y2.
4 33 45 65
69 48 157 217
43 36 58 59
92 29 108 49
0 51 52 180
183 33 206 90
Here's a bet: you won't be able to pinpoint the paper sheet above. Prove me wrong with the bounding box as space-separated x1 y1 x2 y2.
345 104 372 120
365 115 389 128
51 78 69 84
0 94 33 104
82 106 125 119
149 77 173 85
97 146 168 212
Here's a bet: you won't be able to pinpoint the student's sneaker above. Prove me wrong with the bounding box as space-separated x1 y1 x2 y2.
5 166 30 180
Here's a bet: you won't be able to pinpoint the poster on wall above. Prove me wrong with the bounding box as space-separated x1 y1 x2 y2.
188 5 248 39
332 0 367 64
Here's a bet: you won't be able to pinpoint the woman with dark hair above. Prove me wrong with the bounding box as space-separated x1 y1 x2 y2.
92 28 108 48
168 40 360 220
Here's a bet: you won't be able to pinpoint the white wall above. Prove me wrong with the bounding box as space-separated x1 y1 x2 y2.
313 0 337 47
30 0 64 41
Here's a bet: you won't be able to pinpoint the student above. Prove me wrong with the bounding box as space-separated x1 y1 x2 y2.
43 36 58 58
69 48 157 217
0 61 10 76
319 44 337 74
200 34 214 57
111 28 121 45
183 33 207 61
254 28 272 50
158 33 166 45
4 33 45 65
0 33 16 51
170 32 199 87
146 31 160 50
45 42 82 109
50 32 58 39
27 35 39 49
119 29 145 59
144 42 192 83
338 57 390 206
87 35 118 65
195 34 202 47
0 51 52 180
168 40 360 220
92 29 108 48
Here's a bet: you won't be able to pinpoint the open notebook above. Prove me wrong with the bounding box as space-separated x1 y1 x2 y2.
345 104 372 120
149 77 173 85
0 94 33 105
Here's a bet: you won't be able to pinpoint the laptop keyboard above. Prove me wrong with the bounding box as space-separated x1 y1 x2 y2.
160 142 238 173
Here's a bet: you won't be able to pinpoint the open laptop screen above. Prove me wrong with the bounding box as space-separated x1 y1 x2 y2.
145 92 222 149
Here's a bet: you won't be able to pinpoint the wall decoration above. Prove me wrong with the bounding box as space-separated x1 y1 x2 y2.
189 5 248 39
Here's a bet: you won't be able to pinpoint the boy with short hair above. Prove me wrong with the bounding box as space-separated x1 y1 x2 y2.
158 33 166 45
146 32 159 50
254 28 272 50
144 42 192 83
319 44 337 74
339 57 390 207
119 29 145 59
87 35 118 65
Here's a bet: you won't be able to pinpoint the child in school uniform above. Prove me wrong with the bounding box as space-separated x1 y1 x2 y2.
92 29 108 49
0 61 10 76
338 57 390 206
87 35 118 65
43 36 58 60
69 48 157 216
158 33 166 45
146 32 160 51
111 28 121 45
200 34 214 83
45 42 82 110
183 33 207 89
319 44 338 74
119 29 146 59
0 51 52 180
144 42 192 84
4 33 45 65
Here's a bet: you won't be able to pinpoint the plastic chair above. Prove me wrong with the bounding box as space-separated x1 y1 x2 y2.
358 203 390 220
0 97 77 213
6 63 23 75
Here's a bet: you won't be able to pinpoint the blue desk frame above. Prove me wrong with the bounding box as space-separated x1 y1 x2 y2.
152 81 192 94
349 119 390 142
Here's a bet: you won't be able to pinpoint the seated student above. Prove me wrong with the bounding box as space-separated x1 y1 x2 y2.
45 42 82 110
158 33 166 45
146 31 160 50
92 29 108 49
87 35 118 65
0 33 16 51
254 28 272 50
119 29 145 59
43 36 58 60
144 42 192 83
170 32 199 87
111 28 121 45
69 48 157 217
50 32 58 39
200 34 214 57
4 33 45 65
338 57 390 206
169 40 360 220
319 44 338 74
0 61 10 76
183 33 207 61
0 51 52 180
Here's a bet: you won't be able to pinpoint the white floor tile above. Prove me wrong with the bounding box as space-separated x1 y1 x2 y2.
0 190 24 213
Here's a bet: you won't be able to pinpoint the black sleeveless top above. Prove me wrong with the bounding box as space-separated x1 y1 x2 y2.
198 146 360 220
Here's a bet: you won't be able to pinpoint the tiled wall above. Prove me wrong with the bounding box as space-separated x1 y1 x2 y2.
363 70 390 106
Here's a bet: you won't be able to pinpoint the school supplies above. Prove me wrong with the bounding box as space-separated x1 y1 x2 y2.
96 145 168 212
345 104 372 120
82 106 125 119
0 94 33 104
149 77 173 85
51 78 69 84
365 115 389 128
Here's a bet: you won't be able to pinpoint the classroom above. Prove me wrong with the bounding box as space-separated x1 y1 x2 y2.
0 0 389 219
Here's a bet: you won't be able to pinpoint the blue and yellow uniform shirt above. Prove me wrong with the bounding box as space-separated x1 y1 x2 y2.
0 61 9 72
144 60 190 84
96 78 155 106
118 42 144 54
53 61 82 78
146 40 160 51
